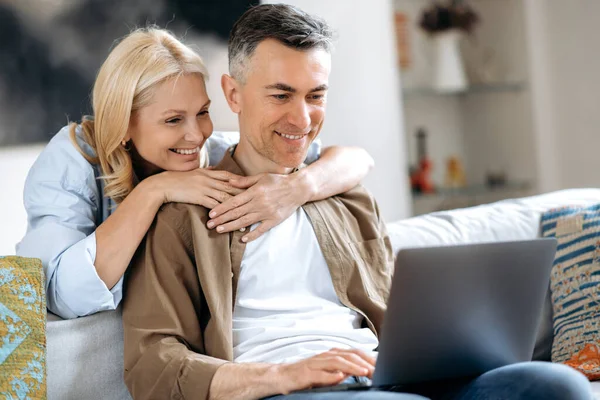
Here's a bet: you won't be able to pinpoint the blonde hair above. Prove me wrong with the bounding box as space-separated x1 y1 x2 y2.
70 27 209 204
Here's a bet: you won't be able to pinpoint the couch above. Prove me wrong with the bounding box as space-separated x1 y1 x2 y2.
4 183 600 397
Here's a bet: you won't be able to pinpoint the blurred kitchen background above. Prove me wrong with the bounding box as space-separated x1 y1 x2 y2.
2 0 600 254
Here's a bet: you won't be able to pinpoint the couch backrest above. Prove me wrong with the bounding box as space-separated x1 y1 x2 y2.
387 188 600 252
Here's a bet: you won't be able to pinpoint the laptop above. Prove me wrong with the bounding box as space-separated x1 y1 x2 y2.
298 238 558 392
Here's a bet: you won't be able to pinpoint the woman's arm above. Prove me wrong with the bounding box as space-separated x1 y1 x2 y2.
18 164 242 318
206 145 374 242
93 178 164 289
298 145 375 201
94 168 245 290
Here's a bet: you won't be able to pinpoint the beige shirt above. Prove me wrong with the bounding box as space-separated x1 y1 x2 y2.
122 152 395 400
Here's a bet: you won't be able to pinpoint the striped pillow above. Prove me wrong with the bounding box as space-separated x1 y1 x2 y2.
541 204 600 380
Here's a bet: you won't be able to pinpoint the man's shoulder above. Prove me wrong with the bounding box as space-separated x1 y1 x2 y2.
155 203 211 231
332 184 378 211
158 202 210 219
312 184 385 241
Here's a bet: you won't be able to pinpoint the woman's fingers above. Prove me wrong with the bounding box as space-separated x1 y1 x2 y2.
209 190 253 220
201 197 220 210
206 203 252 229
201 169 244 182
228 174 264 189
240 220 277 242
210 179 245 196
204 188 233 204
211 213 260 233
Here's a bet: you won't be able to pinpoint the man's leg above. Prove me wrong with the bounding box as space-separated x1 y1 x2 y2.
265 391 429 400
457 361 592 400
405 361 592 400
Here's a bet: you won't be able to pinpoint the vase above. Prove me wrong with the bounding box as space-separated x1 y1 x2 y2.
433 30 467 93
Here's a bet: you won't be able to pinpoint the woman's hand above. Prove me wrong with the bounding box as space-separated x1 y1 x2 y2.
152 169 245 209
206 172 312 242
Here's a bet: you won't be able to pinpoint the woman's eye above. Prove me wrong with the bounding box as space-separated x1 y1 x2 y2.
166 117 182 124
198 110 210 116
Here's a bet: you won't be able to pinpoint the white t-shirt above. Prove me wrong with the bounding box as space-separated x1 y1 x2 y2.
232 208 379 364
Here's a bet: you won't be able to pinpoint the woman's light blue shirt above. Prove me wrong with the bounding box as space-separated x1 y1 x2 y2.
16 126 321 319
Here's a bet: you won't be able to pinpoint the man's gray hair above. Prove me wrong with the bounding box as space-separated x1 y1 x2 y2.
228 4 334 83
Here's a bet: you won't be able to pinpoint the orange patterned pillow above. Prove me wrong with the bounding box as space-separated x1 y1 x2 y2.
564 343 600 380
541 205 600 380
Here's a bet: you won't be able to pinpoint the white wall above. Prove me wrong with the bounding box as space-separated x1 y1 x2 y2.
460 0 537 187
532 0 600 190
0 144 45 255
262 0 411 221
523 0 561 193
190 35 240 132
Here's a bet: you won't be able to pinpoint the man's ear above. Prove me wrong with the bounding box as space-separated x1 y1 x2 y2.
221 74 242 114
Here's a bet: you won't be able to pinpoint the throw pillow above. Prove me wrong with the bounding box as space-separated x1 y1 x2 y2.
541 204 600 380
0 256 46 398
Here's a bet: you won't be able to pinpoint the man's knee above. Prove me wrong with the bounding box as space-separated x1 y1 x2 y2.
488 361 592 400
531 362 592 399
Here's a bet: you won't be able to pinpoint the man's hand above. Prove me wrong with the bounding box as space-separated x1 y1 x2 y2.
273 348 376 395
208 348 375 400
206 172 311 242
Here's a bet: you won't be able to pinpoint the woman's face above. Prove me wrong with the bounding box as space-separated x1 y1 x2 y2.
128 73 213 177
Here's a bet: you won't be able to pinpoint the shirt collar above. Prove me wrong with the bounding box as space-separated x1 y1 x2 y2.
216 145 303 176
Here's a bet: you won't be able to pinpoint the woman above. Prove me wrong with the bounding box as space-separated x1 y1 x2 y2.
16 28 374 320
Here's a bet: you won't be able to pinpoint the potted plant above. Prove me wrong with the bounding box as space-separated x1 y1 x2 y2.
419 0 479 92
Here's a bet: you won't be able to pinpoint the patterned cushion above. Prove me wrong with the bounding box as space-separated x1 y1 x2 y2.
0 256 46 398
541 204 600 380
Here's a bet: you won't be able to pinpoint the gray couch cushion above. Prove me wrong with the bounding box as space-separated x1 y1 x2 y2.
532 289 553 361
47 308 131 400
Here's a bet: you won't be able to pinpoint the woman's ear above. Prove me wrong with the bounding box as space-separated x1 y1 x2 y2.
221 74 242 114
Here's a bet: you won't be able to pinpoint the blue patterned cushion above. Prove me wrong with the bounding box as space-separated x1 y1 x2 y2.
0 256 46 398
541 204 600 379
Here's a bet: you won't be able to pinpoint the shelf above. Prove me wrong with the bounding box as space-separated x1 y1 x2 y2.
402 82 527 97
410 181 535 216
412 180 532 199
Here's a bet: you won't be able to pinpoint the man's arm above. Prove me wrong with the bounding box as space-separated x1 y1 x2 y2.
122 204 229 400
207 145 375 241
121 202 280 400
122 202 378 399
208 349 375 400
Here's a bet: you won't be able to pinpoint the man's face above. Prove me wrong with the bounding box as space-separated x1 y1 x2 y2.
235 39 331 169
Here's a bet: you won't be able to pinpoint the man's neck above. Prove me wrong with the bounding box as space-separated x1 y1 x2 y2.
233 139 295 176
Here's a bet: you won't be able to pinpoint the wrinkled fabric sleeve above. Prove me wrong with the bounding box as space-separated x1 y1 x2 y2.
123 205 227 400
206 131 322 166
17 178 122 319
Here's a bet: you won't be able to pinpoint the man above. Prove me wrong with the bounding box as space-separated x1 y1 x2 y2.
122 4 592 400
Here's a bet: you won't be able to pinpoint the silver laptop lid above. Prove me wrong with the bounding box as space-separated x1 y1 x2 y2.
372 238 557 387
